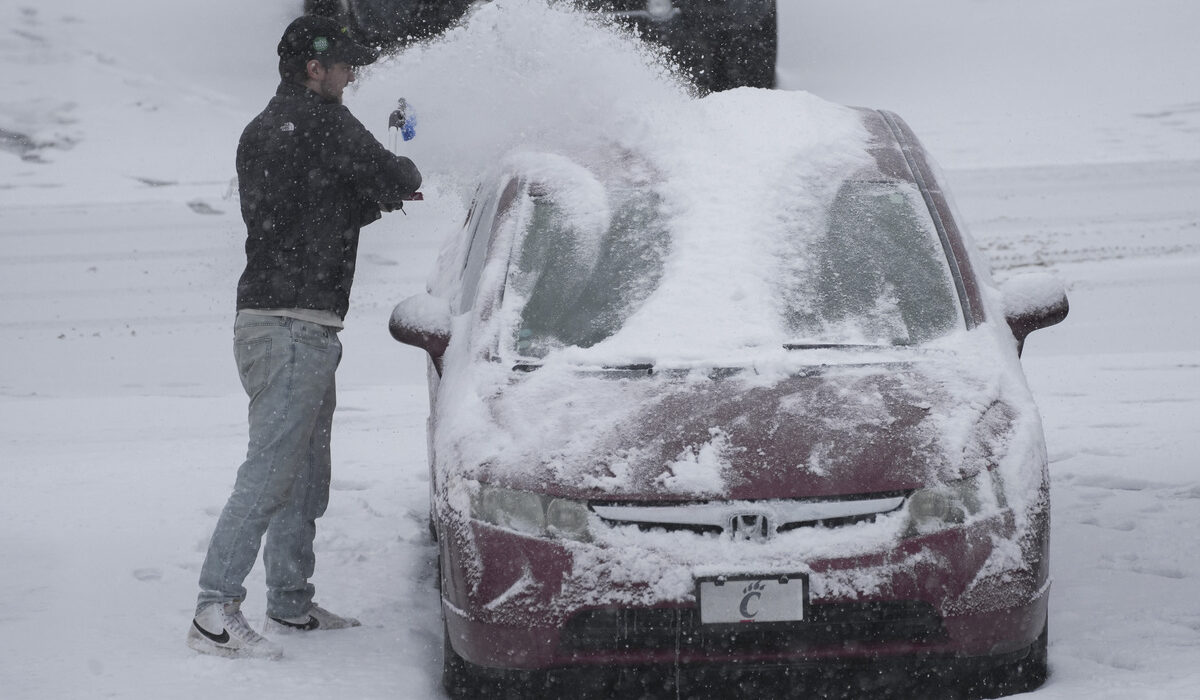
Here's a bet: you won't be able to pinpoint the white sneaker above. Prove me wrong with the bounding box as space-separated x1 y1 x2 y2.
263 603 361 634
187 602 283 660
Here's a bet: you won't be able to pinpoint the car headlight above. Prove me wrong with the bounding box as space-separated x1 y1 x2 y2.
903 470 995 537
471 484 592 542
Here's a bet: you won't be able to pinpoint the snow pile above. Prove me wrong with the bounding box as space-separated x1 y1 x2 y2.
654 427 733 495
583 90 872 361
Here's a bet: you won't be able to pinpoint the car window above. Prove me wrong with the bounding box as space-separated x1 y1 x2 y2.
456 179 520 314
507 181 670 358
778 180 962 345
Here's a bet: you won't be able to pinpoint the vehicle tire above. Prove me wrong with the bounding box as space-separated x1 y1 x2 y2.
442 625 487 699
443 623 538 699
440 556 512 700
1006 618 1049 693
968 618 1048 698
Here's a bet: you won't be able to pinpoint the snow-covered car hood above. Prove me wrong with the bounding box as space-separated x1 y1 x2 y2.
450 353 1008 502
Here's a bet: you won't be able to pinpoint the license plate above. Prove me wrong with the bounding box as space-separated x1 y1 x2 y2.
697 574 808 624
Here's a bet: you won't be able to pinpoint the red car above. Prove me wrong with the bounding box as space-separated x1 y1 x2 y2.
390 91 1067 698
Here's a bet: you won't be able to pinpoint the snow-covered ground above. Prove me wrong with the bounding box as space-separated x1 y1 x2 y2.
1 0 1197 698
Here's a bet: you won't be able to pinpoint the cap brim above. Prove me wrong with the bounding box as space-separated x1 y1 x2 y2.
334 42 379 67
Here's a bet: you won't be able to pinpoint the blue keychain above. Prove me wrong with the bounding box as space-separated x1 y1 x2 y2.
389 98 417 144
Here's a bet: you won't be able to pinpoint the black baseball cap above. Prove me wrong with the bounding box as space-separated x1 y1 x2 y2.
277 15 379 66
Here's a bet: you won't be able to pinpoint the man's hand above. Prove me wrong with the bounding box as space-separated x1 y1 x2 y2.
380 191 423 213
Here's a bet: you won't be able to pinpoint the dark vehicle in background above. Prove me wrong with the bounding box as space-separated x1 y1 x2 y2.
305 0 777 93
577 0 776 91
389 90 1067 699
305 0 477 47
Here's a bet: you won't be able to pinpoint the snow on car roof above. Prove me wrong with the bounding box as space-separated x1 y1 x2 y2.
582 90 874 362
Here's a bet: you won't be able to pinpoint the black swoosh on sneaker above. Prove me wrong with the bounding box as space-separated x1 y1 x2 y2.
192 620 231 644
270 615 320 631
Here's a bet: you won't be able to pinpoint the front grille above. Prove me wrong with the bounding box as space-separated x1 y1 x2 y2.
776 512 882 532
561 601 945 653
591 494 907 540
613 521 726 536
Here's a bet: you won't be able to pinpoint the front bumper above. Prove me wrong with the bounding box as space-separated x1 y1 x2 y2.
440 509 1049 672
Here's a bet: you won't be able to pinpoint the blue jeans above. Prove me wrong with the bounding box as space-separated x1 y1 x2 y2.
197 313 342 619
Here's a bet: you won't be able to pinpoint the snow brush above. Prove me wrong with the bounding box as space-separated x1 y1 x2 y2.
388 98 422 208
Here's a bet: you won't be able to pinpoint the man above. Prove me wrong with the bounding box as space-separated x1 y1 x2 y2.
187 15 422 659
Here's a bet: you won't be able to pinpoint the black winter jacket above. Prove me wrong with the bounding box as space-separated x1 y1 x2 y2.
235 81 422 319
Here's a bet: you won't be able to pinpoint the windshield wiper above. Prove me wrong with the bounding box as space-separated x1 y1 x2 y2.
783 341 910 350
510 361 655 374
602 363 655 373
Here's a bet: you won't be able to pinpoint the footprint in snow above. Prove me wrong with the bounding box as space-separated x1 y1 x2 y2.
187 200 223 215
133 568 162 582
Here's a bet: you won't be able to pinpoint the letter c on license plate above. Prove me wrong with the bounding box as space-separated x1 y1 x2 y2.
697 574 809 624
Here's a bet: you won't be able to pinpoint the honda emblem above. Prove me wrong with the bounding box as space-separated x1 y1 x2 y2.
730 513 770 542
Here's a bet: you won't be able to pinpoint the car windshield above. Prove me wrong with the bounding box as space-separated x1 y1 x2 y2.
502 168 962 361
507 178 670 358
777 180 961 347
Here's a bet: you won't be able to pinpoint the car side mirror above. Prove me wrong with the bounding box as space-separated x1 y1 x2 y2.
999 272 1069 356
389 294 452 371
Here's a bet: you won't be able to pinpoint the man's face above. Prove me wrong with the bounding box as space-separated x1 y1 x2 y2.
307 60 355 103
